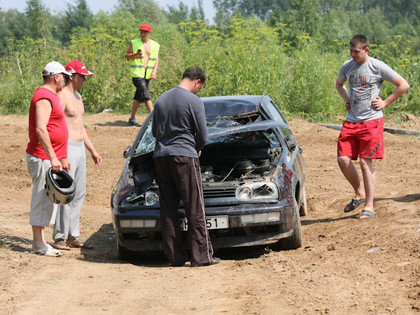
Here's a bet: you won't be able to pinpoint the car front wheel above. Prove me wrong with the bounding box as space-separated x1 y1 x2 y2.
117 239 137 260
275 200 302 250
299 183 308 217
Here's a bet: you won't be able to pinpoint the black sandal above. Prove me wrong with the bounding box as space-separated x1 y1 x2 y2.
344 199 364 213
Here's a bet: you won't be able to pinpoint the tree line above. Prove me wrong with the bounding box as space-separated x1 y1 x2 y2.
0 0 418 118
213 0 420 50
1 0 419 51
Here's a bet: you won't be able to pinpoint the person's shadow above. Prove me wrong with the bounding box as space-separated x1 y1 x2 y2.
301 193 420 226
375 193 420 203
93 120 138 127
77 222 270 266
0 235 32 253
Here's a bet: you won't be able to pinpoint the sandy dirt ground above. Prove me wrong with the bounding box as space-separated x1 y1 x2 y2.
0 113 419 315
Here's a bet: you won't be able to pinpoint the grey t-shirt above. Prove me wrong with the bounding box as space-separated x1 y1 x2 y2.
338 57 398 122
152 86 208 158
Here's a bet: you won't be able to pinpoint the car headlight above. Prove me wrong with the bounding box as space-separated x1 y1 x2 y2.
121 190 159 208
145 191 159 206
236 181 278 200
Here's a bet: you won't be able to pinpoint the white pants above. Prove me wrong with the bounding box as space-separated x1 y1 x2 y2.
27 154 57 227
53 142 86 241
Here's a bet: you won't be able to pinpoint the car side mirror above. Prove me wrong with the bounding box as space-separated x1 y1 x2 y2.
123 146 131 159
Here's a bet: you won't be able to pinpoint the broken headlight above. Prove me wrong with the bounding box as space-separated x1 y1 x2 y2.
120 190 159 208
235 181 278 200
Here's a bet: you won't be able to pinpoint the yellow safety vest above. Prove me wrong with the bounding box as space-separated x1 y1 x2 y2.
129 39 159 79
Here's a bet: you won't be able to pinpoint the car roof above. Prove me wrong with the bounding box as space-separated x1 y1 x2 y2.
201 95 265 117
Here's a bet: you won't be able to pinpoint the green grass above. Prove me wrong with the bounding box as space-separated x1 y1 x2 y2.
1 18 418 119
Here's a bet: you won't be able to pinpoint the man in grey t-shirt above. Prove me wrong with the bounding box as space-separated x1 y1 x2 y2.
152 67 219 267
336 34 409 219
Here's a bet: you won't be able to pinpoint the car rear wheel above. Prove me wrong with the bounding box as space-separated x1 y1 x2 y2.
299 184 308 217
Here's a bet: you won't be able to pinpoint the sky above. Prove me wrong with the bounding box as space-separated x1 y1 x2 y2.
0 0 216 22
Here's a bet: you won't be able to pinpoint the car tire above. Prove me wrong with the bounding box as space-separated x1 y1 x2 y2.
276 200 302 250
299 184 308 217
117 239 136 260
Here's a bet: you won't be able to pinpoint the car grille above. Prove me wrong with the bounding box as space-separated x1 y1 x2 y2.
203 186 237 198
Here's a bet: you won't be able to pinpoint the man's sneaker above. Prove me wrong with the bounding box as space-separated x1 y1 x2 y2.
210 257 220 265
128 117 140 126
191 257 220 267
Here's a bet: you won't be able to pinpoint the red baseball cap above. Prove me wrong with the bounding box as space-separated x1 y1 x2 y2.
65 60 93 76
139 24 151 32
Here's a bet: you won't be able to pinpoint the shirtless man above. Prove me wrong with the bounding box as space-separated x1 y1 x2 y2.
125 24 160 126
52 60 102 250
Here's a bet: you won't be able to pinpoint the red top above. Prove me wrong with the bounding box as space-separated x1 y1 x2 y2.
26 87 68 160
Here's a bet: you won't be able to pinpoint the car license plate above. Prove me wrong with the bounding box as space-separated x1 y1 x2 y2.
180 216 228 231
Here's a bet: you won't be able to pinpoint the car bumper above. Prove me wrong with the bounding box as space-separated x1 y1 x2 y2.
112 199 295 251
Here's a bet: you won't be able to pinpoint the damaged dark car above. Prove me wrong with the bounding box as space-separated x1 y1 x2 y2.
111 95 307 259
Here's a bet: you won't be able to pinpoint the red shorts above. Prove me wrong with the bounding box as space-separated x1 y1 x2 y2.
337 117 384 160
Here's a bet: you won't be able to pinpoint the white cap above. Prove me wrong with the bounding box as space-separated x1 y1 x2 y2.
42 61 72 76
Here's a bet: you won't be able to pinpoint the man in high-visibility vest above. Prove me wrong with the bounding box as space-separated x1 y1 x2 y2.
125 24 160 126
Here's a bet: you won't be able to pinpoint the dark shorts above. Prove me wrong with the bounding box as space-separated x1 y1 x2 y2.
338 117 384 160
132 77 151 102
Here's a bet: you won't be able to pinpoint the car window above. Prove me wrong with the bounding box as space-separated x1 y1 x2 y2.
133 121 155 155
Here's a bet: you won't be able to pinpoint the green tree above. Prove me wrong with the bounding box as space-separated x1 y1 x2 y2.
165 2 189 24
269 0 321 47
59 0 93 44
2 9 30 38
117 0 166 25
0 9 31 50
190 0 205 21
164 0 206 24
213 0 292 19
25 0 50 41
345 8 390 45
316 8 352 46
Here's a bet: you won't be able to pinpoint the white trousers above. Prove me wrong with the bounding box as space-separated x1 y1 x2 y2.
53 142 86 241
27 154 56 227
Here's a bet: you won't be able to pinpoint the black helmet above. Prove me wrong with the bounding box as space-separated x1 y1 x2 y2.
45 168 76 205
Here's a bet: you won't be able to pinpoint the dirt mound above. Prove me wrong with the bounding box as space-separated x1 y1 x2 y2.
0 114 419 314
